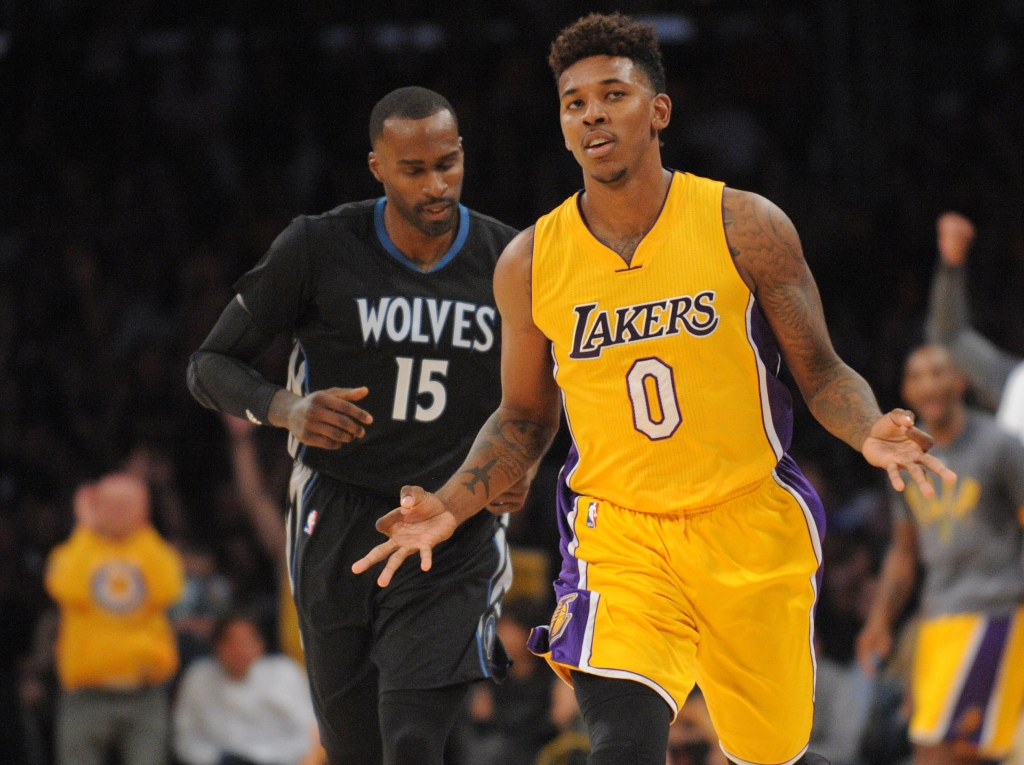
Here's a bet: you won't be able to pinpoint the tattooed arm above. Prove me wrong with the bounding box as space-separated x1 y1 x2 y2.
855 517 919 675
723 188 954 494
352 228 562 585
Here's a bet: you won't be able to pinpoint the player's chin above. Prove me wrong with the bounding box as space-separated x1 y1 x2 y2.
414 209 458 237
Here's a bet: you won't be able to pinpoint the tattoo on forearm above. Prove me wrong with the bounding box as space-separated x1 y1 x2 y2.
461 459 497 496
723 189 881 450
455 414 554 502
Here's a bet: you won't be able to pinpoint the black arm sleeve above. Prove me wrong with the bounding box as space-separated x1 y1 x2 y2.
186 297 282 425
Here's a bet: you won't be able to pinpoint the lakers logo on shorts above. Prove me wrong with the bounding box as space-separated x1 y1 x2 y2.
550 593 578 641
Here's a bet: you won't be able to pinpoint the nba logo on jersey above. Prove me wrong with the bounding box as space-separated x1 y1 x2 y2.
304 510 319 535
586 501 599 528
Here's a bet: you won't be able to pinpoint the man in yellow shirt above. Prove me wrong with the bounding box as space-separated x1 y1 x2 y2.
46 473 184 765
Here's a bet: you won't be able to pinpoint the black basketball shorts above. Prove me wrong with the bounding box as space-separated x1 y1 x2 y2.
286 461 512 754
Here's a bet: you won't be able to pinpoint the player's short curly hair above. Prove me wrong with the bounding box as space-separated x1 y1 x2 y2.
548 12 665 94
369 86 456 147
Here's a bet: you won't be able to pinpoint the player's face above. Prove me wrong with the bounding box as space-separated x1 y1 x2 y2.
557 55 670 185
369 111 464 237
901 346 966 428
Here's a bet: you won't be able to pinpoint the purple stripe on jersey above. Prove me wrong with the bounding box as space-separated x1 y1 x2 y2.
552 442 583 591
946 615 1011 746
749 300 795 452
775 453 827 598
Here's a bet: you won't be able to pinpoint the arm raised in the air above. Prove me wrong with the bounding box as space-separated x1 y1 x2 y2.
352 228 562 586
723 188 954 495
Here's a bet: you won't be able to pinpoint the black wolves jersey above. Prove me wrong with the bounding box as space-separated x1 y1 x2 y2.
235 198 517 500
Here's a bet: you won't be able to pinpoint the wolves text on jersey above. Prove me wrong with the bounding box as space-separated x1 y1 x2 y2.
568 291 720 360
356 297 496 352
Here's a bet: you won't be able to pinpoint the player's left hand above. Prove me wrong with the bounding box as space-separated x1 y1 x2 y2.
351 486 458 587
862 409 957 496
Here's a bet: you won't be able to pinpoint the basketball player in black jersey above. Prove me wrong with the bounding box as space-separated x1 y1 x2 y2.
187 87 524 765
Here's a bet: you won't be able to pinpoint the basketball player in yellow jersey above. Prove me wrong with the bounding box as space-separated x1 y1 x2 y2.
353 12 956 765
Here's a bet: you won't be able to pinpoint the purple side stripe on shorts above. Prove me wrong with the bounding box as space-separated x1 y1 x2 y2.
775 455 826 541
554 442 583 590
946 615 1011 746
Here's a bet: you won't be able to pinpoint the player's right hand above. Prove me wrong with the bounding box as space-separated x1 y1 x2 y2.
936 211 976 267
855 618 892 676
277 387 373 449
351 486 457 587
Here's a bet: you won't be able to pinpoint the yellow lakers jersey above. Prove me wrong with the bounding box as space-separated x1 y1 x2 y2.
532 172 793 513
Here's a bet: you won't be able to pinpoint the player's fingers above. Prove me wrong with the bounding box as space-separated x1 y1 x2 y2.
905 462 935 498
919 452 957 484
886 464 905 493
400 485 427 510
324 388 373 423
310 406 370 438
374 509 404 534
419 545 433 572
905 425 934 452
888 408 915 429
296 429 349 450
377 547 413 587
351 540 398 574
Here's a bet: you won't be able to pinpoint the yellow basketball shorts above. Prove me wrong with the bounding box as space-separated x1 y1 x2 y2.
528 455 824 765
910 606 1024 757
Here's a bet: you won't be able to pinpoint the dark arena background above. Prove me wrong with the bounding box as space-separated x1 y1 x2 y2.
1 1 1023 764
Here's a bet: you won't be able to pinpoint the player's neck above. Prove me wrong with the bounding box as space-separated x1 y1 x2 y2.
580 161 673 244
383 204 458 272
927 403 967 447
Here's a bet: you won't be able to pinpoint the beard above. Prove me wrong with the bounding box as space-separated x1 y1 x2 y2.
590 166 628 185
392 195 459 237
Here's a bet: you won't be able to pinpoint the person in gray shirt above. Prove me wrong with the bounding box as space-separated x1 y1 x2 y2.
927 212 1024 442
857 344 1024 763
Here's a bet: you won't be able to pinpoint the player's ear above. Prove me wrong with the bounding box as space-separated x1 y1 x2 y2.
368 151 383 183
652 93 671 132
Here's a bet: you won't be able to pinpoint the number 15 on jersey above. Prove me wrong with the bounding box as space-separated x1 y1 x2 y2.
393 357 448 422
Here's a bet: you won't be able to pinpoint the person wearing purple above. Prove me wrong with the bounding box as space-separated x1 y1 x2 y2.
858 345 1024 763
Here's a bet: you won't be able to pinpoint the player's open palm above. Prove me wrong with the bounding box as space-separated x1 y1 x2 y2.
351 486 457 587
862 409 956 497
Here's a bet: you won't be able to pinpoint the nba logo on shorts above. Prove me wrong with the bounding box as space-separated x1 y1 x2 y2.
586 501 598 528
304 510 318 535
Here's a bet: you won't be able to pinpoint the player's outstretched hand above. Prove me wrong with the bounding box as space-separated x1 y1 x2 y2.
277 387 373 450
862 409 957 497
855 617 892 676
351 486 458 587
936 211 976 267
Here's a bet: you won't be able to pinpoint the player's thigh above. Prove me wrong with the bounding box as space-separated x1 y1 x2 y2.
372 514 510 692
120 687 169 765
534 499 699 715
690 475 823 765
292 479 387 763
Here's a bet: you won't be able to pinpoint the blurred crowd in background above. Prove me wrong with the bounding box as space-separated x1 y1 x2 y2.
1 0 1023 763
